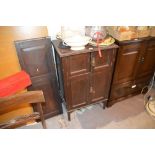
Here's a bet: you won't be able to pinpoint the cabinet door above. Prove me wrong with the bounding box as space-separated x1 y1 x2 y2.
90 49 116 103
136 40 155 78
15 37 61 118
61 53 90 110
67 73 90 109
113 43 143 84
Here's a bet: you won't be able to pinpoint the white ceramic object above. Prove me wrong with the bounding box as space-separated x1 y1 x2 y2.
63 35 92 50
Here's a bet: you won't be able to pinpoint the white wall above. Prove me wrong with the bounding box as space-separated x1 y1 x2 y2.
47 26 86 40
47 25 61 40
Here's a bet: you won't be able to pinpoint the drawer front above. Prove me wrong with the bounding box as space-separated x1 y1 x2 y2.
67 53 90 76
110 80 149 101
121 43 142 51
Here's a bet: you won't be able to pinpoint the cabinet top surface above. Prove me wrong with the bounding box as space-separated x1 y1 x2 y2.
115 36 155 45
52 40 119 57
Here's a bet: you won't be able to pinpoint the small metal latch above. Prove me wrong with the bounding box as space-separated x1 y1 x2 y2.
91 57 95 67
90 86 95 94
131 85 136 88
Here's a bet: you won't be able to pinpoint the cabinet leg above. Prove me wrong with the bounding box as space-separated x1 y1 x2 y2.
103 101 107 109
67 112 71 121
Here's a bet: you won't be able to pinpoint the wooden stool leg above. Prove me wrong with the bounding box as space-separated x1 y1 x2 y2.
38 103 47 129
67 112 71 121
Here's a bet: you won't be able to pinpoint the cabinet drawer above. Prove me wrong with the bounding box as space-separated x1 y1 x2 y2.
110 80 149 101
121 43 142 52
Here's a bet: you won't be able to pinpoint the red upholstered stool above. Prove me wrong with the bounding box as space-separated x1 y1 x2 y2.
0 70 32 97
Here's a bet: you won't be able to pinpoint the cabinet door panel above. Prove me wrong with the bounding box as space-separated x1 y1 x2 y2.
91 69 110 102
16 39 51 77
136 45 155 78
91 50 115 103
68 53 90 76
113 43 142 84
68 73 90 109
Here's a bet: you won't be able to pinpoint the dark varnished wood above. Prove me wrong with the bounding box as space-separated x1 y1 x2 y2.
15 37 62 119
90 49 116 105
52 40 118 120
52 40 118 57
68 73 90 109
109 37 155 106
112 41 144 85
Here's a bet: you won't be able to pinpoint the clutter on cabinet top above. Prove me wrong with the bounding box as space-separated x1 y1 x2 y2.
57 26 91 51
85 26 107 41
106 26 137 41
150 26 155 37
85 26 109 57
89 36 115 47
106 26 153 41
63 35 92 50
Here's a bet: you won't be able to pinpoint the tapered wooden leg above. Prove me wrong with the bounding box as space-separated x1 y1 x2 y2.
67 112 71 121
38 103 47 129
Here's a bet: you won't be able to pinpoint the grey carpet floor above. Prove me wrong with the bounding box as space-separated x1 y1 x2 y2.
19 92 155 129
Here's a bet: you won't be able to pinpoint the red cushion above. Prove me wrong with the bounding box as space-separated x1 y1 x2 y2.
0 71 32 97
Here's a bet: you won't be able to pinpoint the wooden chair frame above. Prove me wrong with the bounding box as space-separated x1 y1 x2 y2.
0 91 47 129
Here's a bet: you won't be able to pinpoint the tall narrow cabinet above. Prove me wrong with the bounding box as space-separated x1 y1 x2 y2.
52 40 118 120
15 37 62 118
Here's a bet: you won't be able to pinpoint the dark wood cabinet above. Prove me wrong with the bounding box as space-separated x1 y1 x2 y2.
109 37 155 106
52 40 118 120
15 37 62 119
